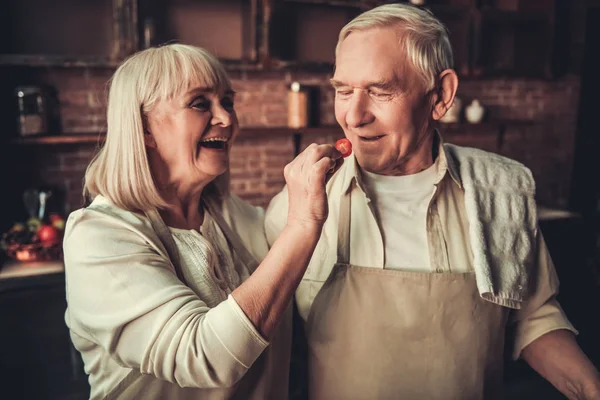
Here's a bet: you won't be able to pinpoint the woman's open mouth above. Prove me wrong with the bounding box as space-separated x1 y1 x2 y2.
198 136 229 150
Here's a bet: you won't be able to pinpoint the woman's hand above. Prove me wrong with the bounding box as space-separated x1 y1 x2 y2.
284 143 343 229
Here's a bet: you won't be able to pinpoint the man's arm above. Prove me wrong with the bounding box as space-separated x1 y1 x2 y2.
522 329 600 400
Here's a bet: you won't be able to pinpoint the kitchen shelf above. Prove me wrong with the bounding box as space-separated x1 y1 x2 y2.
282 0 363 7
425 5 473 17
0 54 267 72
479 9 549 25
10 126 344 145
9 122 535 145
0 54 119 68
438 120 534 132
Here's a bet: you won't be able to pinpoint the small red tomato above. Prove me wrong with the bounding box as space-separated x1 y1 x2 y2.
335 138 352 158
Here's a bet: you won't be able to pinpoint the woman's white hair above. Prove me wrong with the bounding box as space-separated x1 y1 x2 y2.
336 3 453 90
84 44 232 212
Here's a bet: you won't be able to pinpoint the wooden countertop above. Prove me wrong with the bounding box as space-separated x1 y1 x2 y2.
0 260 64 281
0 206 579 287
0 260 64 292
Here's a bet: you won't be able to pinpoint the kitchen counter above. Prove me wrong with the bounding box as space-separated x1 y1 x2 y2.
0 259 64 292
0 206 581 291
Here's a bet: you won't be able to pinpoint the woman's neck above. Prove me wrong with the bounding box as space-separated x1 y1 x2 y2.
158 185 205 230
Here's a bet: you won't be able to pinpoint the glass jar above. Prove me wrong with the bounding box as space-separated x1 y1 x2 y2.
287 82 309 129
15 86 49 136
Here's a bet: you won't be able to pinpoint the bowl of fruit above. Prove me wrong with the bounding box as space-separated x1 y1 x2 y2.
1 213 66 262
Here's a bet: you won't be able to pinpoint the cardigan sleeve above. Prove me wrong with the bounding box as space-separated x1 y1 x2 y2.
63 207 268 388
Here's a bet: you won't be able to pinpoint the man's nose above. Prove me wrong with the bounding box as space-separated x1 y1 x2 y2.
345 91 373 128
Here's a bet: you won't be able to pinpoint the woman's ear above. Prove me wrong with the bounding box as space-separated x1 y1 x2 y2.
431 69 459 121
143 131 157 149
142 116 157 148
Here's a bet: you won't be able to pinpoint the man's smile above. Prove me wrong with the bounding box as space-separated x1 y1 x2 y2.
358 135 386 142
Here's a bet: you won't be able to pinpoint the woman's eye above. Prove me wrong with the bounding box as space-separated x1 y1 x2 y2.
191 100 211 110
221 97 235 110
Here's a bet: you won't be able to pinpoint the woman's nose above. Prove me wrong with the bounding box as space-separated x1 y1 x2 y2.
211 103 232 127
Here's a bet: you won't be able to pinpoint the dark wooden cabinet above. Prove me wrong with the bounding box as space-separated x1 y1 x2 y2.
0 0 136 67
267 0 362 68
428 0 568 78
138 0 260 67
0 0 570 72
0 273 90 399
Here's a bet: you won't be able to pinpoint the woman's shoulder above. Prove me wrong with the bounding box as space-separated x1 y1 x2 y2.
68 195 152 232
64 195 164 256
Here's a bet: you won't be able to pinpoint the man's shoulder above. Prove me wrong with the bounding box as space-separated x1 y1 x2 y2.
225 193 265 225
443 143 535 191
444 143 528 169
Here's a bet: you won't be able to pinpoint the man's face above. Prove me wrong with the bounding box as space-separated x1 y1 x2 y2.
332 27 435 176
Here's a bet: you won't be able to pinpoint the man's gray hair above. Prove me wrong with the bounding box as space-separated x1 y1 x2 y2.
336 3 453 90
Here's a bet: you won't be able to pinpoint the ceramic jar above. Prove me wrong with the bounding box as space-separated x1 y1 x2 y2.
465 99 485 124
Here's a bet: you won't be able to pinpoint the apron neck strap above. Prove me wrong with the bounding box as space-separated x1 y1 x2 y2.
336 190 352 265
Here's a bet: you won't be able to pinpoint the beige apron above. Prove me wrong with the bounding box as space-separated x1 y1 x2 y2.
306 192 509 400
103 198 267 400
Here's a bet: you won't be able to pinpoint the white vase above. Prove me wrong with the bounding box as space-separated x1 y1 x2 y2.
440 97 462 124
465 99 485 124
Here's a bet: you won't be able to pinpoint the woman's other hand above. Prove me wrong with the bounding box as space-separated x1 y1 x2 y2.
284 143 343 228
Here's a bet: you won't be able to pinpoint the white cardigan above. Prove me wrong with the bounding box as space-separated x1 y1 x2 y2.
63 194 291 400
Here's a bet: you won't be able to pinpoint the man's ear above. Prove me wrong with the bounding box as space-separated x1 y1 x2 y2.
431 69 459 121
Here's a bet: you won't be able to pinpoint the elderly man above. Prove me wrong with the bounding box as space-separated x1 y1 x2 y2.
266 3 600 400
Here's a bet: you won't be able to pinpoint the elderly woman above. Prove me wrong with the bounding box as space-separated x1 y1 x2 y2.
63 44 341 400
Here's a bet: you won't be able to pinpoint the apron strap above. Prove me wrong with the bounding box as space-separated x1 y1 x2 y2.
203 197 259 272
336 190 352 265
102 369 141 400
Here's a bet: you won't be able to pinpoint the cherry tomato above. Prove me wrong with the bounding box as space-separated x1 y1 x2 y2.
335 138 352 158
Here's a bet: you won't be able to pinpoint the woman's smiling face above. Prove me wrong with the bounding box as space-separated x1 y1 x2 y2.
145 84 238 190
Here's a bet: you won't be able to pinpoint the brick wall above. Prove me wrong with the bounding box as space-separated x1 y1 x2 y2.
13 67 581 214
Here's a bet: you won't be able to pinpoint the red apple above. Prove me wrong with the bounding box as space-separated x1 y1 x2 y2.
38 224 61 244
48 213 66 231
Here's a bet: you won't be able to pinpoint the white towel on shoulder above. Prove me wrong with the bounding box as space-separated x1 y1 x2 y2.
444 144 537 309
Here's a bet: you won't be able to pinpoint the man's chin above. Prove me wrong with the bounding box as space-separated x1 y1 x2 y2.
355 155 386 175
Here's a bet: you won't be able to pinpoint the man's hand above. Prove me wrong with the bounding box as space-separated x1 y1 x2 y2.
522 329 600 399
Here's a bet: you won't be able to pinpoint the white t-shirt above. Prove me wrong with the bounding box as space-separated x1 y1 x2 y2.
360 162 438 271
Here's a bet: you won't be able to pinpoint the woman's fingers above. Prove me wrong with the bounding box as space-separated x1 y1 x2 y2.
284 143 344 226
285 144 342 183
308 156 336 188
299 144 341 177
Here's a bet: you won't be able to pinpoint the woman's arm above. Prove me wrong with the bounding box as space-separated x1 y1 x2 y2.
232 143 341 339
64 210 267 389
64 144 340 388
